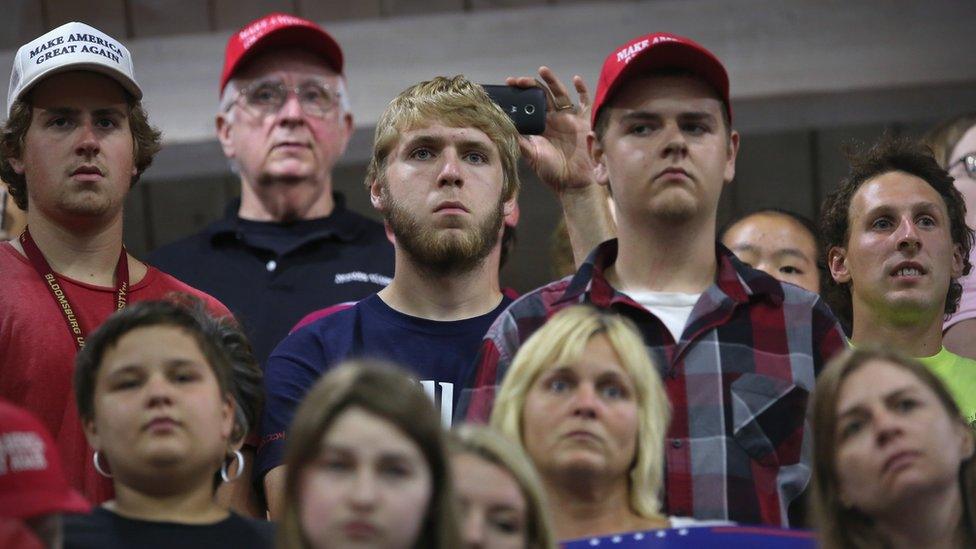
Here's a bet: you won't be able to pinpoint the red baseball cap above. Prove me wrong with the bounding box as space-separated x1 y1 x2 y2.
220 12 344 94
0 400 90 519
591 32 731 126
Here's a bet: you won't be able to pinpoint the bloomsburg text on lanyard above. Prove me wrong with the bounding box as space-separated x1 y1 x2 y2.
19 228 129 350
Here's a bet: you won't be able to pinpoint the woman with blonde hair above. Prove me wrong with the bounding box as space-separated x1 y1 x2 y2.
449 425 557 549
811 347 976 548
490 305 688 540
277 360 459 549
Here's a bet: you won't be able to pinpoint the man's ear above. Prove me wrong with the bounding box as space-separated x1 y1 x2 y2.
216 113 235 159
828 246 851 284
723 130 740 185
370 179 386 212
588 132 610 188
503 196 518 221
82 416 100 450
221 394 235 442
335 112 354 157
952 242 965 279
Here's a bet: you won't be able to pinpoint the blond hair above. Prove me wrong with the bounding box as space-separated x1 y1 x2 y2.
365 75 520 201
490 305 670 520
450 425 557 549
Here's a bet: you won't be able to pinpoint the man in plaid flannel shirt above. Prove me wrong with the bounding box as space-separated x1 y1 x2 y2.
461 33 847 526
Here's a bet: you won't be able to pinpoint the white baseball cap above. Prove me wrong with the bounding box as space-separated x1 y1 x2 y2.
7 21 142 116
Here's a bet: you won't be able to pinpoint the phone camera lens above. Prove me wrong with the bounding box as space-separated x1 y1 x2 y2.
524 104 536 115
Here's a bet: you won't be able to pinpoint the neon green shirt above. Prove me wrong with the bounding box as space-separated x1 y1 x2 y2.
918 347 976 427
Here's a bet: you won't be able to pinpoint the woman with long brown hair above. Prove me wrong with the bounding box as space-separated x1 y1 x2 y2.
276 360 459 549
811 347 976 548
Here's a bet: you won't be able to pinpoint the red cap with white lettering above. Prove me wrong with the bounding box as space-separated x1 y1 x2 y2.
591 32 730 126
220 13 344 94
0 400 90 519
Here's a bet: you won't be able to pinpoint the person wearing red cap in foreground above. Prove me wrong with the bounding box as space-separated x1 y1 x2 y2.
149 13 394 369
0 22 229 506
0 399 90 549
461 33 846 527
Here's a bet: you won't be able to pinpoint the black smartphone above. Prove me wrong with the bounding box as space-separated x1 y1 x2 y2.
482 84 546 135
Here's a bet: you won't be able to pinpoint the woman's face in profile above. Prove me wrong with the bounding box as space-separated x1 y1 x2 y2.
521 333 640 481
452 451 528 549
299 406 432 549
86 325 234 481
833 360 974 515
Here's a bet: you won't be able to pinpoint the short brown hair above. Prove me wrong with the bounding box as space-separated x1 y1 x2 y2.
810 346 976 548
0 95 162 210
819 135 974 325
74 297 260 447
277 360 460 549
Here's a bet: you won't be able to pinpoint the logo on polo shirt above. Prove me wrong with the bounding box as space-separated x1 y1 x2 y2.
334 271 392 286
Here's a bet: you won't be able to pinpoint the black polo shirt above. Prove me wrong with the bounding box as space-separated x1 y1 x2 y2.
149 196 394 365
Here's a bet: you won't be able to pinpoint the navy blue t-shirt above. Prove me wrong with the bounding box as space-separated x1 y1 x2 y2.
255 293 513 479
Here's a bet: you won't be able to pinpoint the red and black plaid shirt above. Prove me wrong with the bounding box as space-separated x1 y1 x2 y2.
462 239 847 526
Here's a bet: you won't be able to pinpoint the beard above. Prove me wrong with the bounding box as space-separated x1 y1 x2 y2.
384 188 504 278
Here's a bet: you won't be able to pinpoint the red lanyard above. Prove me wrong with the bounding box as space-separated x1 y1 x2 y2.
19 228 129 350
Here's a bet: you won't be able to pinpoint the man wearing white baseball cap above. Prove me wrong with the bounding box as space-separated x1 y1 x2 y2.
0 22 229 504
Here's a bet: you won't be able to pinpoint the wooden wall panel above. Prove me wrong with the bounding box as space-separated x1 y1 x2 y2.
129 0 210 38
468 0 547 10
146 176 236 249
0 0 45 50
44 0 128 37
381 0 464 16
731 131 817 219
299 0 382 22
212 0 297 32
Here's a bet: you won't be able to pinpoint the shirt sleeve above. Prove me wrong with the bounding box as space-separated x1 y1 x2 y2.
459 297 543 423
811 296 850 375
254 327 329 481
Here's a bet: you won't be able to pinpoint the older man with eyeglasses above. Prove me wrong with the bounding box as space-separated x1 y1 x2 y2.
150 14 394 370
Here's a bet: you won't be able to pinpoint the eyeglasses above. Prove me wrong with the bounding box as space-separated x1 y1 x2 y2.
949 153 976 179
232 79 341 118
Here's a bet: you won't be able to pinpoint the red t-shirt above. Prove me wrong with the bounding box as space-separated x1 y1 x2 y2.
0 242 230 504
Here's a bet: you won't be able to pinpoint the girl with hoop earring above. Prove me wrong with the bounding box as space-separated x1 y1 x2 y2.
63 299 273 548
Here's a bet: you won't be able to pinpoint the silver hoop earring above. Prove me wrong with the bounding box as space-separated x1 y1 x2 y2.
93 450 112 478
221 450 245 483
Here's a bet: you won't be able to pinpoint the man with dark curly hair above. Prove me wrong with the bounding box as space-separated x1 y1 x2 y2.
0 22 229 504
820 136 976 424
